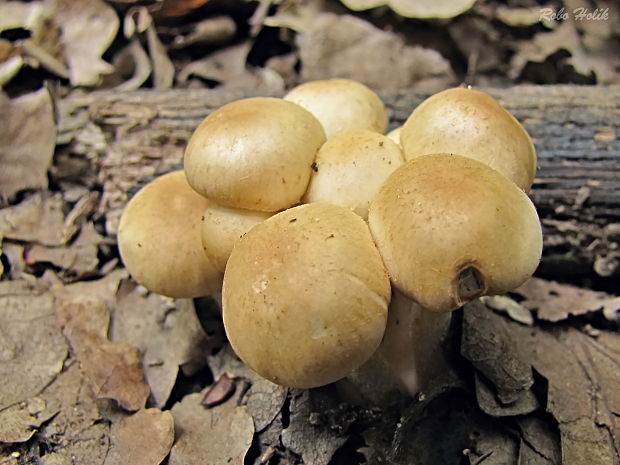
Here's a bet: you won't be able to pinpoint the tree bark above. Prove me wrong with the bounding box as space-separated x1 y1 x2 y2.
56 85 620 283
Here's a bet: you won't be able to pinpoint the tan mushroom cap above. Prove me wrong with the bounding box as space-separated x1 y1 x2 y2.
284 78 388 138
184 97 326 212
368 154 542 313
400 87 537 192
201 203 272 272
223 202 391 388
302 129 404 219
118 171 221 298
386 126 402 146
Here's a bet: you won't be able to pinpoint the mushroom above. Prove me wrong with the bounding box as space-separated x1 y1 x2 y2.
184 97 326 212
400 87 537 192
284 78 388 138
337 290 452 404
368 153 542 313
201 203 272 272
223 202 391 388
386 126 402 146
118 170 221 298
302 129 404 219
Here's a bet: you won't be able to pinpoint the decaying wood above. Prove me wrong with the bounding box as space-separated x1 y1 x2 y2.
56 85 620 280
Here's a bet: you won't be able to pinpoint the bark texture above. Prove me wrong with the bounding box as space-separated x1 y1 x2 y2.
57 85 620 282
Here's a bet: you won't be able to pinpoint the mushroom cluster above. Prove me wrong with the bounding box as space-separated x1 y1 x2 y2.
117 80 542 394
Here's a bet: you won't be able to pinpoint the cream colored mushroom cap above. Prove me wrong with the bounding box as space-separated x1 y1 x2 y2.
302 129 404 219
184 97 326 212
386 126 402 146
368 154 542 313
118 171 222 298
284 78 388 138
223 202 391 388
400 87 537 192
201 203 271 272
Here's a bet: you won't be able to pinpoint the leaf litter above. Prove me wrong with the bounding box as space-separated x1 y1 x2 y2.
0 1 619 463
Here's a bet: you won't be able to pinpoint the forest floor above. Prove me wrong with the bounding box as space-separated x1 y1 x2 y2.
1 1 619 464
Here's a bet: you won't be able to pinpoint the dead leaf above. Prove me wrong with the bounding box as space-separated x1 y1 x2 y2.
112 38 152 91
0 285 68 411
55 276 150 411
281 390 348 465
169 391 254 465
51 0 119 86
516 416 562 465
295 13 454 91
146 23 175 89
109 408 174 465
202 373 236 407
152 0 212 19
341 0 475 18
0 194 75 246
209 344 287 432
509 20 617 84
389 389 519 465
0 397 59 443
474 372 538 418
481 295 534 325
164 16 236 49
515 277 620 322
27 222 103 274
0 88 56 200
178 42 284 94
36 363 113 465
461 300 535 405
464 307 619 464
496 6 554 28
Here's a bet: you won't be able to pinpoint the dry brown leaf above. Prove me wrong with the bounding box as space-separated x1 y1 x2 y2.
209 344 287 432
110 408 175 465
0 194 75 246
51 0 119 86
509 20 618 84
178 42 284 94
0 88 56 199
55 275 150 411
462 301 535 405
464 307 618 464
152 0 212 19
0 285 68 411
165 16 237 49
146 22 175 89
112 287 210 407
516 416 561 465
112 38 152 91
281 390 348 465
295 13 454 91
27 222 103 274
0 397 59 443
515 277 620 322
169 391 254 465
340 0 476 19
37 363 113 464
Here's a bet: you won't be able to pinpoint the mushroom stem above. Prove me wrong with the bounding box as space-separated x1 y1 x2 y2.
337 290 452 404
378 290 452 395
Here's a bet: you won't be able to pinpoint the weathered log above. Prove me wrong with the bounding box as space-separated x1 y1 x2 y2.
56 85 620 283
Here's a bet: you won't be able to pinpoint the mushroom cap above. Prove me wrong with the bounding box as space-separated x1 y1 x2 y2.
302 129 404 219
368 154 542 313
118 171 222 298
201 203 272 272
184 97 326 212
284 78 388 138
400 87 537 192
386 126 402 146
223 202 391 388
